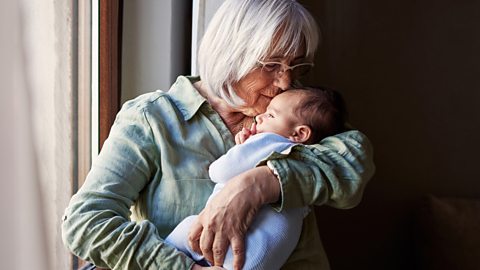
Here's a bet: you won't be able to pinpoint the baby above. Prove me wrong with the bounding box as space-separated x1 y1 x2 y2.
166 87 347 270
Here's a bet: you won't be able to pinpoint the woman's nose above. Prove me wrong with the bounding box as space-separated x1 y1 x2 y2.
273 70 292 91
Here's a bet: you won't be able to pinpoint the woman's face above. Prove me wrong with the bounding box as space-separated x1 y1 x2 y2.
233 53 308 117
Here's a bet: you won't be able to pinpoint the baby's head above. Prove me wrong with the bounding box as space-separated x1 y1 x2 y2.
255 87 347 144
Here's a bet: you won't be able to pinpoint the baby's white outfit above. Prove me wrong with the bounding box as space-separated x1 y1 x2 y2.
165 133 309 270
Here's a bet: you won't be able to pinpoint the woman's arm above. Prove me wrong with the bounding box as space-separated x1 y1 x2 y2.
188 130 375 269
268 130 375 210
62 99 195 270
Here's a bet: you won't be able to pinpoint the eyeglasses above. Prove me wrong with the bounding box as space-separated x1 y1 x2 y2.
257 60 314 78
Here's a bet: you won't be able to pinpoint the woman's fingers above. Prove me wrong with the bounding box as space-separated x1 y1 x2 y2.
201 226 246 269
212 234 228 267
188 218 204 254
192 168 277 269
200 226 215 264
192 264 225 270
210 233 245 269
231 235 246 270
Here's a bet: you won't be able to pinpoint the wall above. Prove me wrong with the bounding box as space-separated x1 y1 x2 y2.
121 0 191 103
298 0 480 269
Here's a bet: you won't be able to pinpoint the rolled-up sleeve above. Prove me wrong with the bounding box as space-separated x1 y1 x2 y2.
267 130 375 211
61 100 194 270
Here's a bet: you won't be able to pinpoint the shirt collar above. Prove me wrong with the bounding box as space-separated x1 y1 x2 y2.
167 76 206 121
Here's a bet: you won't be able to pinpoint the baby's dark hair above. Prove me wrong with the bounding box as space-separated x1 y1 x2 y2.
291 87 348 144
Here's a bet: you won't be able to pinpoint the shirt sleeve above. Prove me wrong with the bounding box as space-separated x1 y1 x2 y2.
265 130 375 211
61 100 195 270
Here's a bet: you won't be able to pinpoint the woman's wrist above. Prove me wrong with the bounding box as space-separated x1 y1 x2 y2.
249 166 281 205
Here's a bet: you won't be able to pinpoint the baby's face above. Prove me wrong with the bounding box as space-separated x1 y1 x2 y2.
255 91 304 138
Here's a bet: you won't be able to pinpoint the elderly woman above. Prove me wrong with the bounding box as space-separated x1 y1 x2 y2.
62 0 374 270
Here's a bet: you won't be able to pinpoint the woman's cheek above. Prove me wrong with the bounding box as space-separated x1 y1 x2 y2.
255 96 272 113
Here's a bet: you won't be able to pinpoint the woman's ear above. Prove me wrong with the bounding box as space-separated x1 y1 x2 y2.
289 125 312 143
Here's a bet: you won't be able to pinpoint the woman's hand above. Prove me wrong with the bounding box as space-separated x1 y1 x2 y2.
192 264 225 270
188 166 280 270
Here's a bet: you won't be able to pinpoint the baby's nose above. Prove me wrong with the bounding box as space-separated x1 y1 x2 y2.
255 114 261 123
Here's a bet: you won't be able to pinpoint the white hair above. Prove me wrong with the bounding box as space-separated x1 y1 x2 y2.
197 0 320 107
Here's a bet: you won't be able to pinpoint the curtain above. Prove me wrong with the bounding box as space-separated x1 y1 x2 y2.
0 1 77 269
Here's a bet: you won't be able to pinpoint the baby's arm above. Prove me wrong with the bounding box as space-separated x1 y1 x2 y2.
210 133 295 184
235 122 257 144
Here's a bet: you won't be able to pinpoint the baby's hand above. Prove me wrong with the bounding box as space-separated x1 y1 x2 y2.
235 122 257 144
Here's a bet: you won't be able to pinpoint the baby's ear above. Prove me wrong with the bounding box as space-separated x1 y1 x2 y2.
289 125 311 143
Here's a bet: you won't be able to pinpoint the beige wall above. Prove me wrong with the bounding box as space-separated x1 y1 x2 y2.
299 0 480 269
